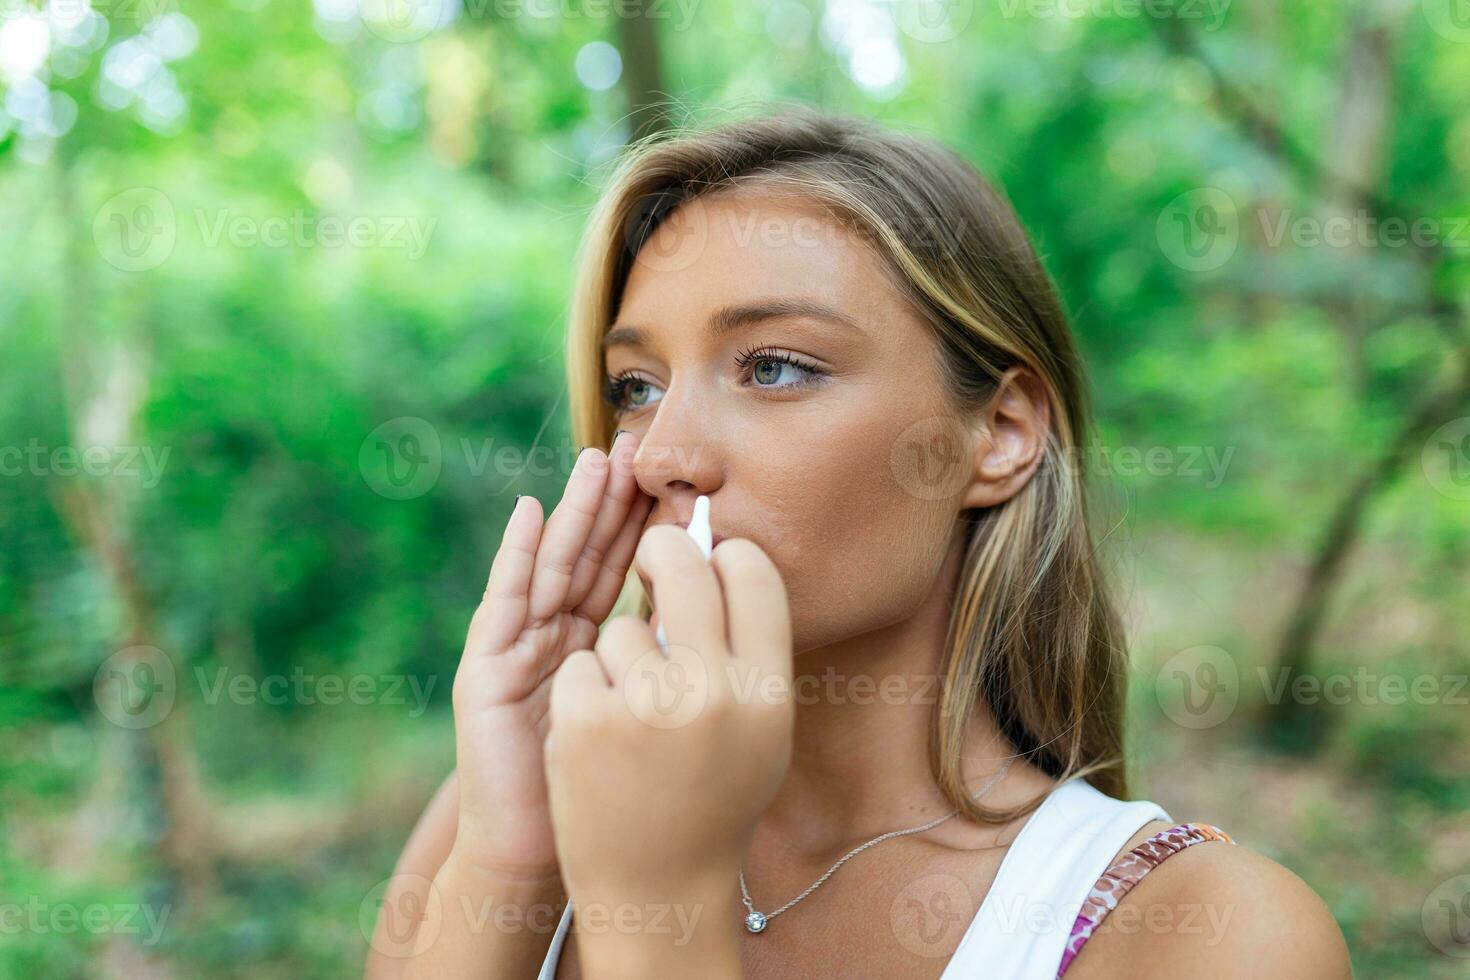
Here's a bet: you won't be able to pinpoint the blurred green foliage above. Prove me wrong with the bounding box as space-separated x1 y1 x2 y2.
2 0 1468 976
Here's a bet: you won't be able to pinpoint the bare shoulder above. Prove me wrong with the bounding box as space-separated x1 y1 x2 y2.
1064 820 1353 980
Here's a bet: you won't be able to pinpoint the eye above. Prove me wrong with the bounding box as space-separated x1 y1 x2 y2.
734 345 826 390
602 347 827 413
602 371 665 413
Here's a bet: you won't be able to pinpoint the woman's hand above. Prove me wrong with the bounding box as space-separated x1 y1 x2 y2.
448 431 652 879
542 525 795 923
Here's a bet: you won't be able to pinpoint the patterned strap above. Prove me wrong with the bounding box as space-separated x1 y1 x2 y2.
1056 822 1236 977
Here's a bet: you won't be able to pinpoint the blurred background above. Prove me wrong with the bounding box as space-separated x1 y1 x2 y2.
1 0 1468 976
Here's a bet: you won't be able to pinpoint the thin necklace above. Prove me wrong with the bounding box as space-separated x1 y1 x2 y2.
739 754 1017 934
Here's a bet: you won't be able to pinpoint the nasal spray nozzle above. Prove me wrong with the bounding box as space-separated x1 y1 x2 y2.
654 494 711 649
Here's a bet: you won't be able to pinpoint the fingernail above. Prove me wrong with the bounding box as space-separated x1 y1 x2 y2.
514 493 523 506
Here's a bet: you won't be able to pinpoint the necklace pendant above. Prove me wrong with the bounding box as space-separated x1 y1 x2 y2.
744 911 768 933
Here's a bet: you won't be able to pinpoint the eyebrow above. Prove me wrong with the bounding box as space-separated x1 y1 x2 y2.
601 298 862 352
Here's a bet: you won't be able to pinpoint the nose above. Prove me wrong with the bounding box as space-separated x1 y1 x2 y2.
629 379 724 503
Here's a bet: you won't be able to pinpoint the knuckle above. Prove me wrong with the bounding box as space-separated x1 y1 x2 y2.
580 538 609 567
541 555 577 578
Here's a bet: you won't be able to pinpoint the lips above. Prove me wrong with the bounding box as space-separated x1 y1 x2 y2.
674 520 726 548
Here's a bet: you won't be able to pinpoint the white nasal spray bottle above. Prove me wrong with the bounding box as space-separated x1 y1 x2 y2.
654 494 712 648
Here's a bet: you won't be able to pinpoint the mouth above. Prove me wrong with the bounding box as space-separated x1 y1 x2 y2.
675 520 726 548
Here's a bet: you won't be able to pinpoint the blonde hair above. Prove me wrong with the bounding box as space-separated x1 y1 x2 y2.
564 106 1129 823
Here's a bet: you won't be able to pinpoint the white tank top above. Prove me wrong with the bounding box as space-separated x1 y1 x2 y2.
535 776 1169 979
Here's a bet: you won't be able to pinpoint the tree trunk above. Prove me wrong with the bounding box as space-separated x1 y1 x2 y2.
1263 352 1470 750
52 155 217 916
617 0 671 143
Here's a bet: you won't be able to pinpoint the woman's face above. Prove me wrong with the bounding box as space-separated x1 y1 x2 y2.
606 187 973 654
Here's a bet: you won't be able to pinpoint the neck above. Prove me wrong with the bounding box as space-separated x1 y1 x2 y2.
754 532 1052 862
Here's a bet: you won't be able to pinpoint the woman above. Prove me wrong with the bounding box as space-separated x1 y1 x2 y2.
366 109 1352 979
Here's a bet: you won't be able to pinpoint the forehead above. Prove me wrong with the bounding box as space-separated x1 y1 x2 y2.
616 186 904 326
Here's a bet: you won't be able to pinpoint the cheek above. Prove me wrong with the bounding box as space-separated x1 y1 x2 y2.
735 417 954 652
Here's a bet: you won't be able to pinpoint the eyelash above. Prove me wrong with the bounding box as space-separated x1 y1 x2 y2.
601 346 826 412
734 344 825 385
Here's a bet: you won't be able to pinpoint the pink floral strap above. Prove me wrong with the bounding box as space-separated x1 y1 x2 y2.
1056 822 1236 977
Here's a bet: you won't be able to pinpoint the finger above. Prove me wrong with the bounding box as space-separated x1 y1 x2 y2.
633 524 727 668
594 615 659 689
549 649 609 728
465 495 545 659
577 491 654 619
711 538 793 685
527 447 612 623
564 431 641 609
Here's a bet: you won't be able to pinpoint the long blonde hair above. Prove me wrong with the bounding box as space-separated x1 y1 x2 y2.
564 106 1129 823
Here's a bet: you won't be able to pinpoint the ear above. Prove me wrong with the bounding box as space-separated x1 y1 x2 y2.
961 366 1052 510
